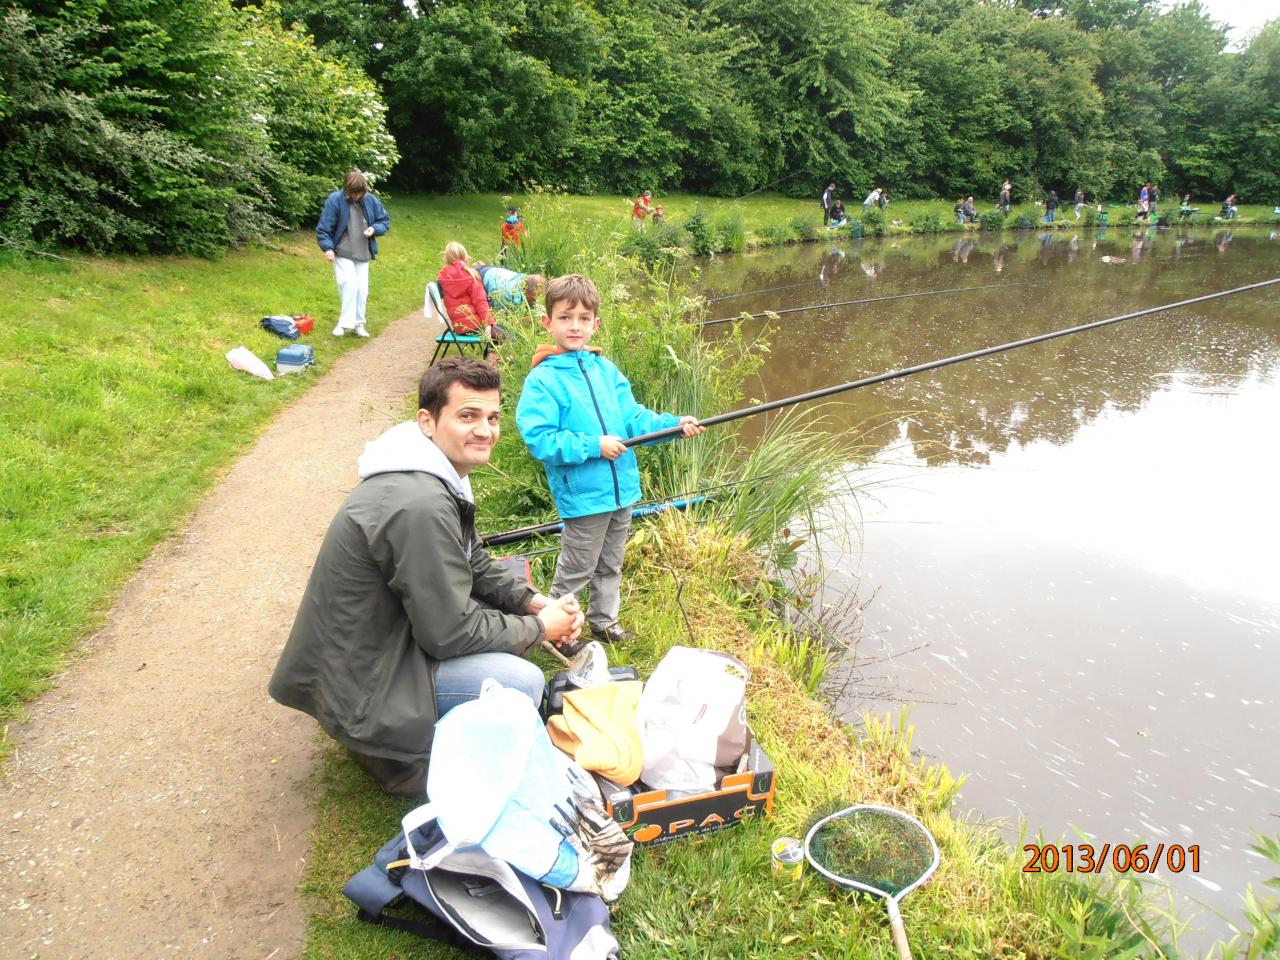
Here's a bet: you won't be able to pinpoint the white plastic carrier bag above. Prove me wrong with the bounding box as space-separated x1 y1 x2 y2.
407 680 632 901
637 646 750 798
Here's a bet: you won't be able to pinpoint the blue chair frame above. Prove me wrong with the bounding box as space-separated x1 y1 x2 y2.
425 281 487 366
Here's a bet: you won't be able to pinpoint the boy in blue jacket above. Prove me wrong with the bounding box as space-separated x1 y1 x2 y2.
517 274 704 643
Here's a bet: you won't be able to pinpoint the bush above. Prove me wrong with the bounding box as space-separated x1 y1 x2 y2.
912 211 944 234
863 207 887 237
1080 206 1099 228
0 2 398 254
683 212 715 257
791 216 819 241
980 209 1005 231
713 213 746 253
1014 214 1034 229
757 223 798 246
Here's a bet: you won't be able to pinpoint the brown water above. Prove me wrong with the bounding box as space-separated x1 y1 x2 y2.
699 226 1280 942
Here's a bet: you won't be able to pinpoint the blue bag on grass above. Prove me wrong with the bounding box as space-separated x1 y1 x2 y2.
343 818 619 959
259 315 300 340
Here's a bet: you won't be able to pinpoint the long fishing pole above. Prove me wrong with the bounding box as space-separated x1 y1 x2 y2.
699 280 1042 327
481 474 768 547
629 277 1280 445
705 277 821 304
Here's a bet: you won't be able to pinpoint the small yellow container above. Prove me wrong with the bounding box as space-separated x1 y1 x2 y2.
771 837 804 879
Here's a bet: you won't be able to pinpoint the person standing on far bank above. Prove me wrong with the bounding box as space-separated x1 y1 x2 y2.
821 182 836 226
316 171 390 338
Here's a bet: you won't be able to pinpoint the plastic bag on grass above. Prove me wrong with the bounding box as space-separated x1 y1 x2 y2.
413 680 632 901
637 646 749 798
226 346 274 381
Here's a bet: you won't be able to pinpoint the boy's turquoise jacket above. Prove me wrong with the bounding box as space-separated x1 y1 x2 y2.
517 350 680 520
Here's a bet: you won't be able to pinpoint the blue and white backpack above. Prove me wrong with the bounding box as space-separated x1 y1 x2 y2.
342 816 619 960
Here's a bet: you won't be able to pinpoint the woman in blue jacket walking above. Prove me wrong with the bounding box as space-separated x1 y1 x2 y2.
315 171 390 337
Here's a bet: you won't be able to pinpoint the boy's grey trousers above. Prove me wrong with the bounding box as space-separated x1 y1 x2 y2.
551 506 633 630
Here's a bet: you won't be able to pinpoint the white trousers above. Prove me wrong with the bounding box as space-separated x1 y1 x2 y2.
333 257 369 331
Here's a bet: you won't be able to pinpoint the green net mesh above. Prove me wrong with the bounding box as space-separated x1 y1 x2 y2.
806 807 935 896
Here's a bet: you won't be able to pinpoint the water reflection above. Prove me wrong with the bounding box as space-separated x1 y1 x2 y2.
701 230 1280 470
696 229 1280 941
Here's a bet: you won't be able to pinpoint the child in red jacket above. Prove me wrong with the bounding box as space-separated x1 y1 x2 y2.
437 242 496 335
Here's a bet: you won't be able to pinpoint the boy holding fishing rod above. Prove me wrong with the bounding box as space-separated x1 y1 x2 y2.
517 274 704 645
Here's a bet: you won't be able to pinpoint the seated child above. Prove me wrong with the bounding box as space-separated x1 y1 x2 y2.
437 242 501 355
516 274 705 643
828 199 847 227
476 264 546 312
652 204 666 227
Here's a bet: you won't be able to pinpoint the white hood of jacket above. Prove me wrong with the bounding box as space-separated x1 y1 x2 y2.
356 420 473 503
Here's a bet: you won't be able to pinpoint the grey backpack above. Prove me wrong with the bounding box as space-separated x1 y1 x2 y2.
342 818 619 959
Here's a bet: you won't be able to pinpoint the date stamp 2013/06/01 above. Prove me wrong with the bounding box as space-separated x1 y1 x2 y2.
1023 843 1201 874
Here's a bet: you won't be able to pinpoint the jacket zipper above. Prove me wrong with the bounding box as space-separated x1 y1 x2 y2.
578 357 621 508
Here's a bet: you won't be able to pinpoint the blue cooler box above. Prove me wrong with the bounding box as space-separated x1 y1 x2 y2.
276 344 315 375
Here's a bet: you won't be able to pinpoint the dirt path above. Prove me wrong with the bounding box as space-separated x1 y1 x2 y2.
0 311 432 960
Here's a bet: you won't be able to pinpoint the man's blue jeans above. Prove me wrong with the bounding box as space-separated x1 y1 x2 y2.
435 651 545 716
346 652 546 797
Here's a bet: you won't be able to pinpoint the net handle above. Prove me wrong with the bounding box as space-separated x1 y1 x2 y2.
887 898 913 960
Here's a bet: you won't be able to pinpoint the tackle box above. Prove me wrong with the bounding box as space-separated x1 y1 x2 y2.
275 344 315 375
291 313 315 335
593 730 775 846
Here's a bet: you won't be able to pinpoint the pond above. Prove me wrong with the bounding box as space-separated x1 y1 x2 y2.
698 225 1280 941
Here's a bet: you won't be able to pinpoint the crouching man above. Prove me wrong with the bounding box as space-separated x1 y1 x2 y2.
269 357 583 796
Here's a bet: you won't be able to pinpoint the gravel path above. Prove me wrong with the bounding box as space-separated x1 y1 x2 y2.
0 311 430 960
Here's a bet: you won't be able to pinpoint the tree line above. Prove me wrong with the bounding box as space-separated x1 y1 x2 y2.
2 0 1276 254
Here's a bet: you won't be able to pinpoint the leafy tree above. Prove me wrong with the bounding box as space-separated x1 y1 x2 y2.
236 2 399 225
1227 21 1280 199
1 0 273 253
709 0 909 196
0 0 398 252
381 1 583 190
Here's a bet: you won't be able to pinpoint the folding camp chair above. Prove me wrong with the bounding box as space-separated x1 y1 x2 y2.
425 281 487 366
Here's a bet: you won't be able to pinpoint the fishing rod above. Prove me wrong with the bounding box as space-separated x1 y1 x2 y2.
481 474 771 547
705 277 821 304
628 277 1280 445
483 495 707 548
730 169 805 203
699 280 1042 327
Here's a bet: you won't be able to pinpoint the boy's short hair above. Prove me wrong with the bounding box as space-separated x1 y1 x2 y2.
524 273 546 305
419 358 501 419
544 274 600 317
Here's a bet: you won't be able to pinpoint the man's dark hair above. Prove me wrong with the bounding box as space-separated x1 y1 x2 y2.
418 358 501 419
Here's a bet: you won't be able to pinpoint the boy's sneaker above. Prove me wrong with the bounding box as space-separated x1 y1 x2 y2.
354 324 370 338
591 623 635 644
331 325 345 337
